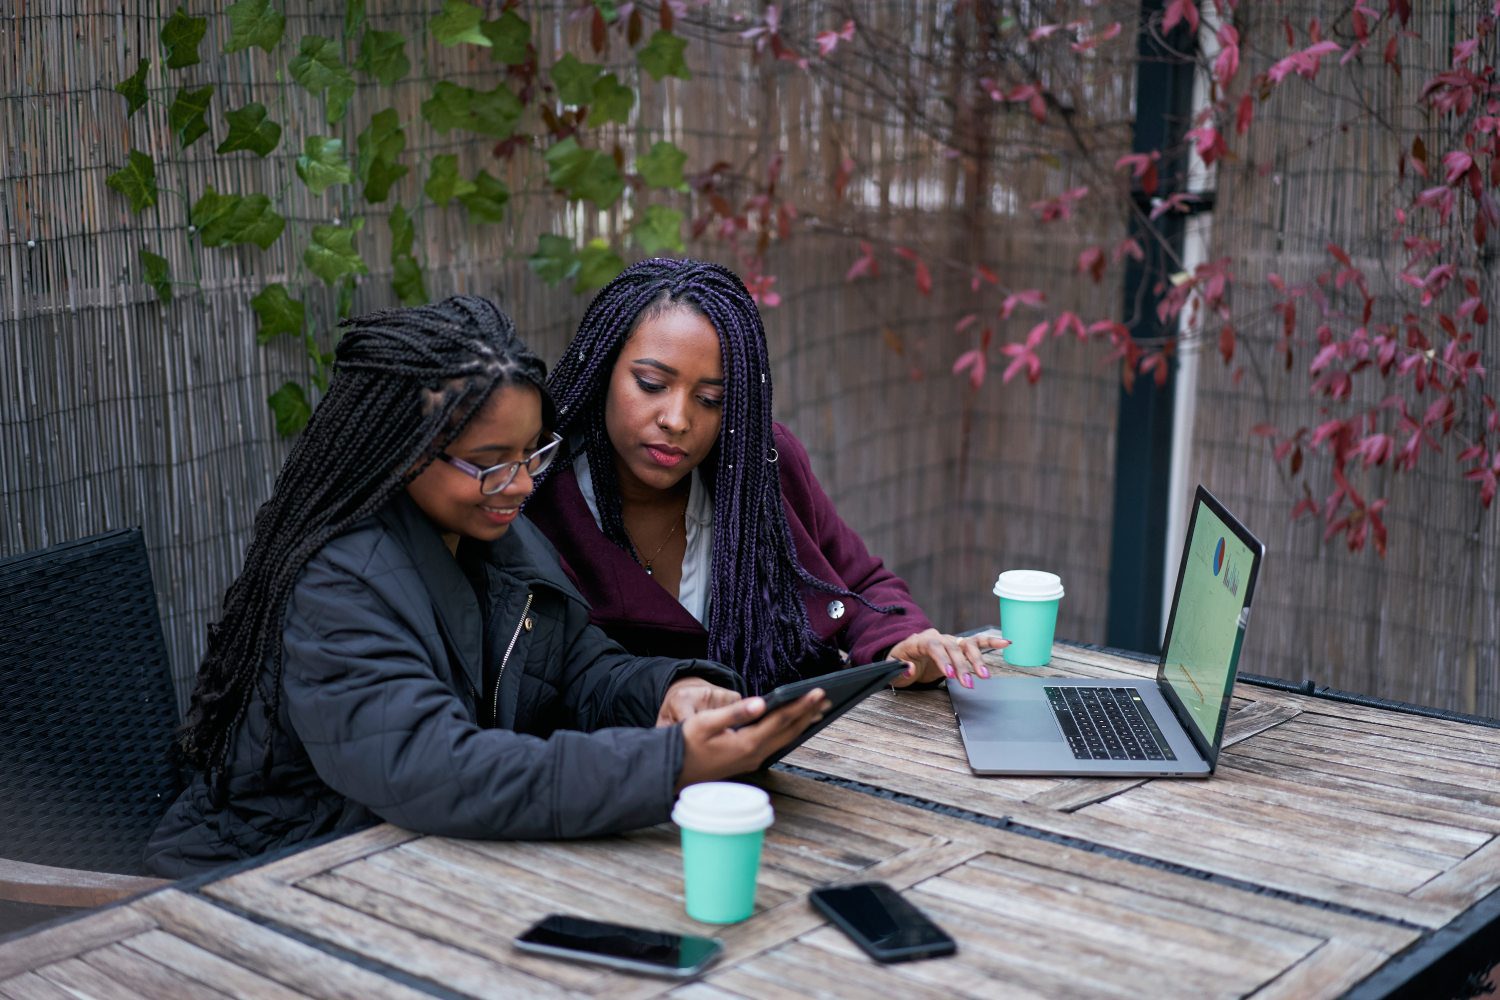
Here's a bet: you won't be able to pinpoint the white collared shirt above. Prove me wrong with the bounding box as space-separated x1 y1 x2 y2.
574 453 714 624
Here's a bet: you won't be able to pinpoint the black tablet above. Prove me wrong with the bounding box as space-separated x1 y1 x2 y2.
753 659 907 769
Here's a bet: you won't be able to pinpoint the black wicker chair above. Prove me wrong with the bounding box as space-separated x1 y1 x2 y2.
0 528 181 920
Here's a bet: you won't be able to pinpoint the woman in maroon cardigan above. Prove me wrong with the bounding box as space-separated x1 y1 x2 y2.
528 258 1006 695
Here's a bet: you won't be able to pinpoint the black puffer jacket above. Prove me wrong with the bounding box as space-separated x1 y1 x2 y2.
146 493 737 877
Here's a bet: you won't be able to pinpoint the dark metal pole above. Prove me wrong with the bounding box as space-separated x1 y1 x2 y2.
1105 1 1199 653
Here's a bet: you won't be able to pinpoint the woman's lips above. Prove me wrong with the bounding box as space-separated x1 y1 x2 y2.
479 504 519 526
644 443 686 468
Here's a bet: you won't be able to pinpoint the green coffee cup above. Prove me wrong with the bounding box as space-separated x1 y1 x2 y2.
672 782 774 924
993 570 1064 667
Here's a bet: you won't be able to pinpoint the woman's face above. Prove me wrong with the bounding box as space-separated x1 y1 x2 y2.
406 382 545 550
603 306 724 497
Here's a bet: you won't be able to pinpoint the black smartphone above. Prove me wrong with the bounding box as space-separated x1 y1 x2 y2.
513 914 723 978
809 882 957 963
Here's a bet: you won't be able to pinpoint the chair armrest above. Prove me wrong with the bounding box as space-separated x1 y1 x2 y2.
0 857 170 908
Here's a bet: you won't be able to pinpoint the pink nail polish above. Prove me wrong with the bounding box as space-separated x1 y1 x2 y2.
978 665 991 679
942 664 956 679
961 674 974 689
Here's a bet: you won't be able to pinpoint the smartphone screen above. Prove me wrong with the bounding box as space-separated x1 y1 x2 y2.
514 915 723 977
810 883 956 962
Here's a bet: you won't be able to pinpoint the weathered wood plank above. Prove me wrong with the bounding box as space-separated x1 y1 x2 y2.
1250 722 1500 785
1251 939 1412 1000
0 971 79 1000
1226 738 1500 809
121 930 311 1000
207 872 565 1000
233 824 421 886
135 890 432 1000
1411 834 1500 909
79 942 233 1000
28 957 156 1000
0 904 156 980
1291 711 1500 767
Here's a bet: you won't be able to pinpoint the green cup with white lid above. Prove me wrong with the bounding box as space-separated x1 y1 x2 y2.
672 781 774 924
993 570 1064 667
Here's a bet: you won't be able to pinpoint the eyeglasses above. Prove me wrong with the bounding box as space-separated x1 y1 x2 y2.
440 431 562 495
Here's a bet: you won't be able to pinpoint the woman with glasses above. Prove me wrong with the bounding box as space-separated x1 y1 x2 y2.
528 259 1007 698
147 295 825 877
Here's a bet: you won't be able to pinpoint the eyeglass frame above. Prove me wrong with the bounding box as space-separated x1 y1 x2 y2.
438 431 563 495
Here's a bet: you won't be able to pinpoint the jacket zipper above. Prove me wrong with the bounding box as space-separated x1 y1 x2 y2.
491 592 533 726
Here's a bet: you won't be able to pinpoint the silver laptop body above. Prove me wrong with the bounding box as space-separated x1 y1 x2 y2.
949 486 1265 777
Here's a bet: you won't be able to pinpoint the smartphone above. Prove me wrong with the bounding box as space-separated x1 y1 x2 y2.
809 882 957 963
513 914 723 978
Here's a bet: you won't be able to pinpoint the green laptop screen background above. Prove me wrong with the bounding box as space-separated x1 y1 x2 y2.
1161 503 1255 744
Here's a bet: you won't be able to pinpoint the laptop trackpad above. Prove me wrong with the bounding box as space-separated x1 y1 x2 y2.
957 690 1058 743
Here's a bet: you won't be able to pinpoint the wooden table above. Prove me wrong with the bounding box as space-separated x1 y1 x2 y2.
1 641 1495 998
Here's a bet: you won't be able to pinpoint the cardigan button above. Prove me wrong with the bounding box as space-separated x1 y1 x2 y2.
826 599 845 620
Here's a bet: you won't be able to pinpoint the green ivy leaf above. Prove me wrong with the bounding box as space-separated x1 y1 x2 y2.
356 29 408 85
328 77 355 124
344 0 366 39
637 140 688 191
115 59 150 116
470 83 522 138
638 29 690 81
544 137 624 207
106 149 158 213
224 0 284 54
528 234 579 286
305 222 369 286
162 7 208 69
169 84 214 148
632 204 685 254
250 282 305 341
217 102 281 156
389 203 415 257
356 109 408 201
590 74 633 125
356 108 405 175
269 381 312 437
192 189 285 249
290 36 355 113
424 154 477 206
482 11 530 64
431 0 490 47
139 249 172 304
296 135 353 195
420 81 471 132
592 0 620 23
364 157 408 203
551 55 601 106
392 255 428 305
575 238 626 292
459 170 509 223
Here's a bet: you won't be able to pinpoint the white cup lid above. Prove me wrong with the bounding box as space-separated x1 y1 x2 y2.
993 569 1064 601
672 782 774 835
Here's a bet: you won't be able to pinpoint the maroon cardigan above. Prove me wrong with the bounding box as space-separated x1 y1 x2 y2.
526 423 933 679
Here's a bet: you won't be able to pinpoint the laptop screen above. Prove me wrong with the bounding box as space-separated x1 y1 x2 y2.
1158 493 1261 755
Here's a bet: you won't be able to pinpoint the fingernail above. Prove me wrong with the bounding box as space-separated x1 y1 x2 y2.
942 664 956 679
747 697 765 712
960 674 974 689
977 665 991 679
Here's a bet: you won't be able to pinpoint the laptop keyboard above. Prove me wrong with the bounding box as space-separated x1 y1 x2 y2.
1044 686 1177 761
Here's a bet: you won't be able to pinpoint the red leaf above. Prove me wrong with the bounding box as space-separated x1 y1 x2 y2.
844 242 878 282
970 264 998 292
1162 0 1199 35
913 259 932 296
953 348 987 390
590 8 607 54
1078 246 1106 283
833 156 855 200
1327 242 1352 266
1001 289 1045 319
1219 324 1236 364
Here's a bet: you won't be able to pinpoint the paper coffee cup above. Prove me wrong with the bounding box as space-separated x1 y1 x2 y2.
993 570 1064 667
672 782 774 924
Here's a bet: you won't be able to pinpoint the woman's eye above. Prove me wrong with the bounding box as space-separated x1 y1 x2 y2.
698 395 724 409
633 376 666 393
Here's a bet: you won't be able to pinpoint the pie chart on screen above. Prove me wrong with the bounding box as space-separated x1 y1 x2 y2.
1213 537 1225 575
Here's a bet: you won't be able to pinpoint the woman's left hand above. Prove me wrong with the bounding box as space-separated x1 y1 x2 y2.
887 629 1009 690
657 677 745 727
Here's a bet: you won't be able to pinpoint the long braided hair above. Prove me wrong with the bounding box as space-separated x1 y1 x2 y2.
543 258 895 694
178 295 550 785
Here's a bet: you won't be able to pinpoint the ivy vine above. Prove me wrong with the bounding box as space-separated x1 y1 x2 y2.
108 0 695 435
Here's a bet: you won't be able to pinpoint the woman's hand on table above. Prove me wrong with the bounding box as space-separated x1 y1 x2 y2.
656 678 744 727
675 690 830 790
888 629 1009 689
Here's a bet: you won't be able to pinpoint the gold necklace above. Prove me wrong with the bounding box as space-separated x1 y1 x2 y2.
629 499 689 576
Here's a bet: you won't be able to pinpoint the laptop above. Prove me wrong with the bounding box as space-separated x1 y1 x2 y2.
948 486 1264 777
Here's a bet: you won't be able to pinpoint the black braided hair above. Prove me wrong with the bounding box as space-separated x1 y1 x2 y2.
542 258 896 694
177 295 552 785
